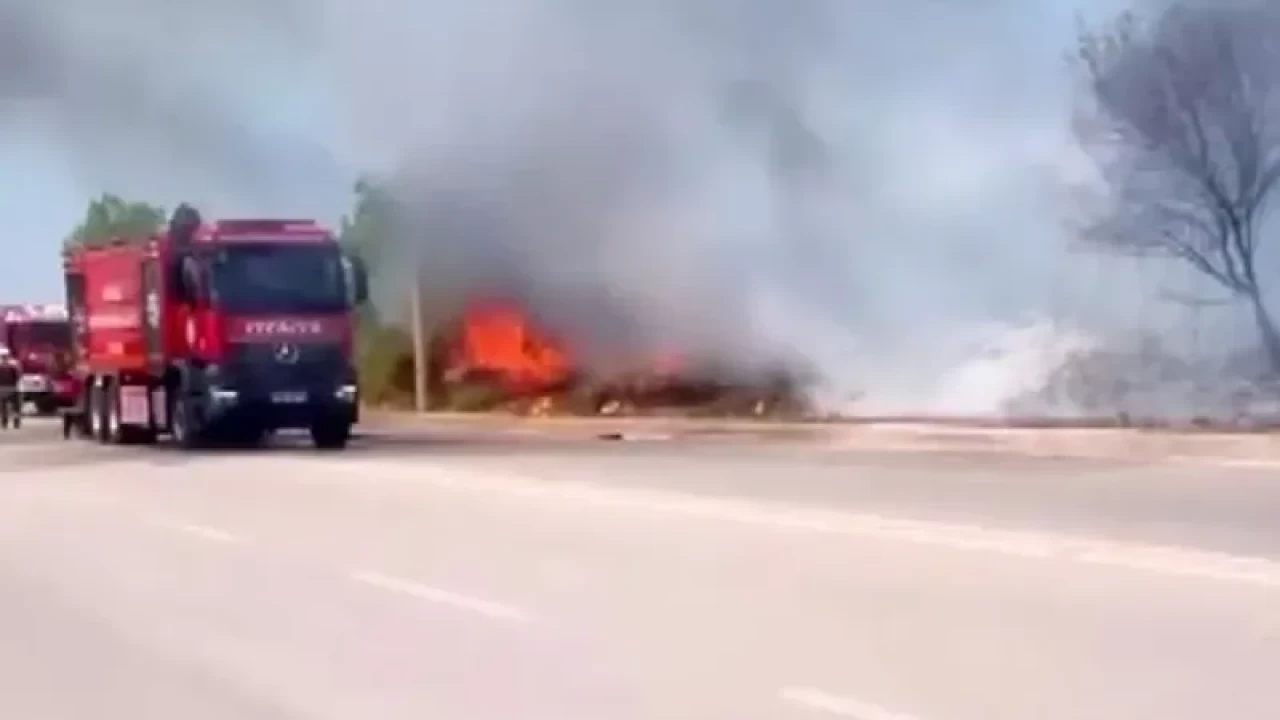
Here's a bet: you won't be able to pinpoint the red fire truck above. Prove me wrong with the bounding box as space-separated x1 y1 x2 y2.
63 205 368 449
0 304 75 415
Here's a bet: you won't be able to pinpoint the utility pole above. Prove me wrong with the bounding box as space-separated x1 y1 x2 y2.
410 271 428 412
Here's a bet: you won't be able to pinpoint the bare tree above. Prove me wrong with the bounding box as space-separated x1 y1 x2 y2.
1075 1 1280 371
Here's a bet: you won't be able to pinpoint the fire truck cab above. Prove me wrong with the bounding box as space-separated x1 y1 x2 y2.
0 304 74 415
63 205 369 449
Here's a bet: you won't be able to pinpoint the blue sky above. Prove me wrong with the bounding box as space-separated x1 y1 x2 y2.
0 129 88 301
0 125 355 303
0 4 358 303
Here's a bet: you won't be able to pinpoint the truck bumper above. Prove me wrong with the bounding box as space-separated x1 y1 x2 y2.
202 387 359 431
17 374 49 396
14 390 65 415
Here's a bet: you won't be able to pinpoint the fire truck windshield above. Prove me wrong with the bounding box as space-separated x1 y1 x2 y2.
210 243 349 313
9 321 71 350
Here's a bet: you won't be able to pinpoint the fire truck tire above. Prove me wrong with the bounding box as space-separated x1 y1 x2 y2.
310 420 351 450
93 383 113 444
170 395 203 450
101 380 137 445
82 382 99 440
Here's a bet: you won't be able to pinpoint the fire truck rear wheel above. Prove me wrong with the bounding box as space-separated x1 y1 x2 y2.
106 383 124 443
94 382 114 444
83 383 98 439
96 379 139 445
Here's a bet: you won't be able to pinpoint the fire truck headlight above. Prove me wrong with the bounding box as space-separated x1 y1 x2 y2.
334 384 358 402
203 365 237 403
210 388 239 403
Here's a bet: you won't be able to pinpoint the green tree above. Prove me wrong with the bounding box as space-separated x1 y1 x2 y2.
339 179 393 269
338 178 419 405
339 178 397 323
65 194 166 248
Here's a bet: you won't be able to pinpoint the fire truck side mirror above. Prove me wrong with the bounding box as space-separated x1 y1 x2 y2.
345 254 369 306
176 256 207 306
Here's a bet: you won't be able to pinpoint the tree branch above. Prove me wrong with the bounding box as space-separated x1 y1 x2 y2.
1076 0 1278 301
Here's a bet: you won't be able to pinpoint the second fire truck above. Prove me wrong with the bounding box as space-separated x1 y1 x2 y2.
0 304 75 415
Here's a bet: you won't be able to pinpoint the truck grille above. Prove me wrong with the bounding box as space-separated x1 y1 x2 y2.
223 342 349 396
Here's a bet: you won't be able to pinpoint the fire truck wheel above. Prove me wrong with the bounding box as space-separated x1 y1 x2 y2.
93 383 113 444
310 420 351 450
83 384 98 439
98 380 136 444
170 395 202 450
107 385 125 443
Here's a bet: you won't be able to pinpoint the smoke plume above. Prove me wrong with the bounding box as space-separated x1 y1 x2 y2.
0 0 344 215
329 0 1145 412
9 0 1271 417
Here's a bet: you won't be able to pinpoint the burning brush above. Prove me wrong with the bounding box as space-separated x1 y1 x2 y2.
433 299 811 418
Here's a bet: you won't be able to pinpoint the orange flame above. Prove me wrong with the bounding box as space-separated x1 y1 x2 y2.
454 300 571 392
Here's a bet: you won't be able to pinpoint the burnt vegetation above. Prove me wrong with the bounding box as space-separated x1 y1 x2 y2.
355 290 813 419
1075 0 1280 372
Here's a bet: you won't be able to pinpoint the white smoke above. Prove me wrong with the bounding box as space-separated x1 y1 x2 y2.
924 320 1103 417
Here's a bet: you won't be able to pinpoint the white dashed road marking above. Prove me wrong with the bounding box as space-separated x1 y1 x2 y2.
1198 457 1280 470
350 570 534 623
155 520 243 544
781 687 925 719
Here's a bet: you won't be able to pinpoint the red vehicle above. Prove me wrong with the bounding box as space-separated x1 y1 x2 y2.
0 304 75 415
62 205 368 449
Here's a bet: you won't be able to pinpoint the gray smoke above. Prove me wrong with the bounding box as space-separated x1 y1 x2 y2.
0 0 344 215
13 0 1258 415
330 0 1144 407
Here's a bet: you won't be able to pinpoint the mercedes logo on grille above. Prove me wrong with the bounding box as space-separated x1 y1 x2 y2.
274 343 300 364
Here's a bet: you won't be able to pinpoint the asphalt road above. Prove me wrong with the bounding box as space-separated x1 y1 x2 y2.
1 418 1279 719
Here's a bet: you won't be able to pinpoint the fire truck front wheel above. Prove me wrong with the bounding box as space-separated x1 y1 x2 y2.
170 394 204 450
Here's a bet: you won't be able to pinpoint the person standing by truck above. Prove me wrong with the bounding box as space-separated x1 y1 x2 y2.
0 347 22 429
